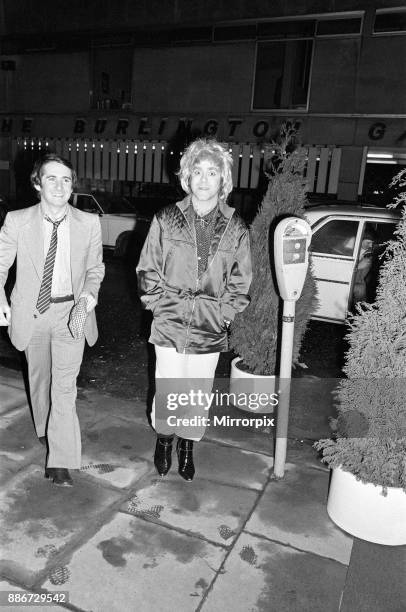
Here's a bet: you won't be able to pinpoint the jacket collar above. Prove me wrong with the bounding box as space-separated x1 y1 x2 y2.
177 195 235 219
176 196 235 272
22 203 87 281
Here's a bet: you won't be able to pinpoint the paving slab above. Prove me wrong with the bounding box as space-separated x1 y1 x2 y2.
245 464 353 564
204 417 274 455
0 366 25 388
41 512 226 612
286 438 328 468
121 473 259 545
77 388 147 424
0 367 355 611
194 441 273 490
80 457 152 489
289 377 338 441
81 417 272 490
81 415 156 472
0 382 29 416
341 539 406 612
202 531 346 612
0 457 25 487
0 410 43 467
208 375 336 443
0 465 123 586
0 581 66 611
203 386 276 455
75 396 113 431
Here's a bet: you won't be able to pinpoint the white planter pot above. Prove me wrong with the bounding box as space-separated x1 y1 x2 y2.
229 357 277 414
327 466 406 545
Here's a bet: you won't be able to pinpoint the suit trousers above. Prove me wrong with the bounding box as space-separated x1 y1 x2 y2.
152 345 220 441
25 301 85 469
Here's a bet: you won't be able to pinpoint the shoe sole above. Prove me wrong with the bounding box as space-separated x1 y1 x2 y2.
178 473 194 481
45 472 73 487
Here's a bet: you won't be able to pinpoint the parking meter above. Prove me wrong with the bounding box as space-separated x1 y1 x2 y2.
274 217 312 301
273 217 312 478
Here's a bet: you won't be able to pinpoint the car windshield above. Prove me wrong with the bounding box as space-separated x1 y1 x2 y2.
94 193 135 214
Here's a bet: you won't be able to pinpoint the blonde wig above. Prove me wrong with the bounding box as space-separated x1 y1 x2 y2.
178 138 233 202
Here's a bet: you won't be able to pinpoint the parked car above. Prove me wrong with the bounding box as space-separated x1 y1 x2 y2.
127 183 179 222
304 203 401 323
70 192 138 256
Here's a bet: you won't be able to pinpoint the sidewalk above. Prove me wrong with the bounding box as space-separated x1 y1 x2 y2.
0 366 353 611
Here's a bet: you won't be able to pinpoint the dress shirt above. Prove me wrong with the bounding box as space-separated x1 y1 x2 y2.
41 206 72 298
41 205 96 312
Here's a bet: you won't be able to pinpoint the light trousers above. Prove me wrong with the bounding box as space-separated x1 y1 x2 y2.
25 301 85 469
152 345 220 441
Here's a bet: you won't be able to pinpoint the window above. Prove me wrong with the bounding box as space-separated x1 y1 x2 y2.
257 20 316 39
374 10 406 34
310 220 359 256
249 13 363 111
213 24 257 42
91 47 133 111
362 221 396 253
74 195 101 214
94 193 135 214
316 18 362 36
253 39 313 110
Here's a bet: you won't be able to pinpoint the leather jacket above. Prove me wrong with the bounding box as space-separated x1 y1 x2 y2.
137 196 252 354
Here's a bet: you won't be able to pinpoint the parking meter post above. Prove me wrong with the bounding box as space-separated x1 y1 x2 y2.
273 216 312 479
274 299 295 479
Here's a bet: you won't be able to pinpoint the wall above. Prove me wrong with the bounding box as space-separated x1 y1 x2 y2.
1 1 405 202
3 35 406 118
3 0 406 34
131 44 255 114
357 35 406 114
309 38 360 114
0 52 90 113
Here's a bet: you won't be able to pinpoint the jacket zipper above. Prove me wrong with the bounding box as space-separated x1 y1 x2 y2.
180 207 199 353
180 204 234 353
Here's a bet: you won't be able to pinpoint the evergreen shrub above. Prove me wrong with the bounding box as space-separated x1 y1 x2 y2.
315 169 406 492
229 125 318 375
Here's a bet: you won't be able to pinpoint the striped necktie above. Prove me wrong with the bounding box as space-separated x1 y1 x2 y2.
36 215 66 314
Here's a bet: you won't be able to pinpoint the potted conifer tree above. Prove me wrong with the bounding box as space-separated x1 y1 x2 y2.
314 169 406 546
229 124 317 402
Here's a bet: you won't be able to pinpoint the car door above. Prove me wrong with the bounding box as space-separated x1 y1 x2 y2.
310 218 362 322
92 195 137 249
102 207 137 247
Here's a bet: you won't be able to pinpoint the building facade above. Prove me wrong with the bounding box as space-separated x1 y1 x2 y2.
0 0 405 204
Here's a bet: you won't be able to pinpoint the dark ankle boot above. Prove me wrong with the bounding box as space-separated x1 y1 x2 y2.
177 438 195 481
154 436 174 476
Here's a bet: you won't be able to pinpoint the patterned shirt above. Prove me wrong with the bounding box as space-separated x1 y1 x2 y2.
194 205 218 277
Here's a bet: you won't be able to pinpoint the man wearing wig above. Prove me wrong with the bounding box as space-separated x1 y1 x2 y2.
137 138 252 480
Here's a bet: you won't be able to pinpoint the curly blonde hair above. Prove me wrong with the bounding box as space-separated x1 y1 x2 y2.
178 138 233 203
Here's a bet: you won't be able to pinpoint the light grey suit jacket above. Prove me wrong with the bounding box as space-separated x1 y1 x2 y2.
0 203 105 350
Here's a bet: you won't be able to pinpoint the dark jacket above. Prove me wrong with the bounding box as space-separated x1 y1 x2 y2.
137 196 252 354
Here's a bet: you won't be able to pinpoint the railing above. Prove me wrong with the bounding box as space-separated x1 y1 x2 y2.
11 137 342 194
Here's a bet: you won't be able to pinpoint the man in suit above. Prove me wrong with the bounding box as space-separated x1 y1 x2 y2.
0 154 105 486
